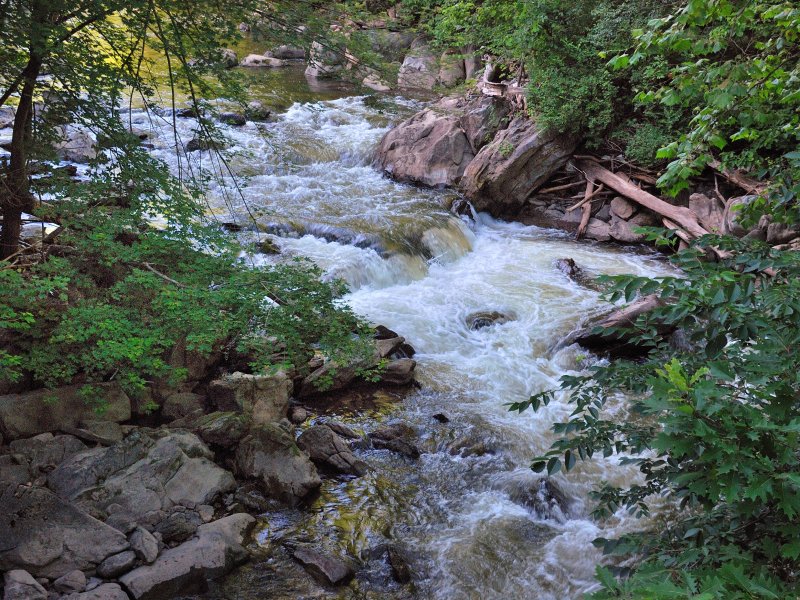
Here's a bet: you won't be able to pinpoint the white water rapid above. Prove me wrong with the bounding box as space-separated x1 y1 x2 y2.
135 71 674 599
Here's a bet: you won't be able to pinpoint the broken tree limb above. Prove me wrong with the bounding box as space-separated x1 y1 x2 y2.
538 180 585 195
575 158 711 239
708 159 766 195
576 181 594 239
567 183 606 212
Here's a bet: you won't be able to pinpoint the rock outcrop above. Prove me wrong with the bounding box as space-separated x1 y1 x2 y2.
297 424 368 476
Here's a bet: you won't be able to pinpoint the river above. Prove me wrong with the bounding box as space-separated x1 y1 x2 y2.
133 66 672 599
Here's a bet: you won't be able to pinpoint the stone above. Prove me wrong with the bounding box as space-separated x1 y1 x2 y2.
289 547 355 586
460 117 579 217
153 509 203 543
507 477 572 522
9 434 87 476
96 550 136 578
208 371 290 426
129 527 159 564
459 96 510 154
0 455 30 487
52 569 86 593
0 485 129 579
397 43 438 90
235 424 321 506
725 195 757 236
297 425 368 476
47 430 235 528
326 422 360 440
438 50 466 87
767 221 798 245
3 569 47 600
387 546 412 584
219 112 246 126
119 514 255 600
161 392 205 421
380 359 416 385
63 420 123 445
362 71 392 92
0 383 131 441
375 336 405 358
219 48 238 68
271 45 305 60
369 422 420 459
185 138 222 152
240 54 286 68
0 107 15 129
466 311 514 330
374 107 474 188
609 214 647 244
193 412 248 448
555 258 580 279
609 196 636 220
688 193 725 233
61 583 128 600
288 406 308 425
54 125 96 163
245 101 271 121
305 42 345 79
584 218 612 242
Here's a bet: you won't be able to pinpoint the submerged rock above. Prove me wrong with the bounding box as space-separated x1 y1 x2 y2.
369 422 420 459
297 424 368 476
289 546 355 586
466 310 515 330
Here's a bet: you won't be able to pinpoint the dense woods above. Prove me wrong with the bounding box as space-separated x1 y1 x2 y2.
1 0 799 598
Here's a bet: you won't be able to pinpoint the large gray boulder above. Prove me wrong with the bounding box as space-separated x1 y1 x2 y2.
208 371 290 426
54 125 96 163
119 514 255 600
8 433 87 477
0 383 131 441
397 41 438 90
62 584 129 600
47 430 235 532
3 569 47 600
460 117 579 217
305 41 345 79
235 424 321 505
0 485 129 579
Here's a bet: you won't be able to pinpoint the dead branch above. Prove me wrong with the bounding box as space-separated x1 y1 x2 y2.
708 159 766 195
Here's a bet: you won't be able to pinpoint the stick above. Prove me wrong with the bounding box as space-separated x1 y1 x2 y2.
708 159 766 195
538 180 585 195
567 184 605 212
576 181 594 239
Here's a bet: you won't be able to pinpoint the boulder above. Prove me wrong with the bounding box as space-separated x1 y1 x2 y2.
466 311 514 330
609 196 636 220
161 392 205 421
379 359 416 385
305 42 345 79
289 547 354 586
0 107 15 129
297 425 368 476
245 101 271 121
63 420 123 445
153 508 203 543
397 42 438 90
0 485 129 579
375 336 405 358
193 411 248 448
8 433 87 476
47 430 235 530
208 371 290 426
0 383 131 441
219 49 238 68
438 51 466 87
460 118 578 217
271 45 305 60
129 526 159 564
688 193 725 233
373 107 474 188
0 455 30 487
609 214 647 244
584 218 612 242
387 546 412 584
235 424 321 505
185 137 222 152
288 406 308 425
119 514 254 600
507 477 572 522
725 195 757 236
369 422 420 459
555 258 580 280
219 112 246 126
62 583 128 600
362 71 392 92
2 569 47 600
459 96 510 154
53 569 86 594
54 125 96 163
240 54 286 68
96 550 136 578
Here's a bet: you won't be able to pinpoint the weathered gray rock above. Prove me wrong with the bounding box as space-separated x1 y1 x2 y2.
219 48 238 68
63 420 123 445
3 569 47 600
380 359 417 385
54 125 96 163
52 569 86 594
153 508 203 543
96 550 136 578
245 101 271 121
47 430 235 530
0 383 131 441
272 45 305 59
0 485 129 579
62 583 129 600
689 193 725 233
609 214 646 244
0 107 15 129
725 195 757 236
219 112 246 126
235 424 321 505
609 196 636 220
374 106 474 188
584 218 612 242
369 422 420 459
8 433 86 476
193 411 248 448
397 42 438 90
466 311 514 330
240 54 286 68
305 42 345 79
162 392 205 421
297 425 368 476
208 371 290 426
289 547 355 586
459 96 510 154
119 514 255 600
438 50 465 87
387 546 412 584
375 336 405 358
461 118 579 217
0 455 31 487
129 526 159 564
288 406 308 425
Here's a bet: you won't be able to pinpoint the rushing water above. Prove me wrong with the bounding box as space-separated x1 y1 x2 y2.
136 66 673 599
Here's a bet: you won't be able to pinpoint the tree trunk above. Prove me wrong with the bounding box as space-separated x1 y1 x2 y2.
1 54 42 259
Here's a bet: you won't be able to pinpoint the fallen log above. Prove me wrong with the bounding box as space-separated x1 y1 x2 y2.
708 159 766 195
576 181 594 239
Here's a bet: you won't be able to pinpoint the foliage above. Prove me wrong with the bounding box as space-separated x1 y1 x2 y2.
512 232 800 598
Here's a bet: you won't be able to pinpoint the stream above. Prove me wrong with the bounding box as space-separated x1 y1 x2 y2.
134 66 673 599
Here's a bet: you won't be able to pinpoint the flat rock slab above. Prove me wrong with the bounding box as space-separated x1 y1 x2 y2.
290 547 355 586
